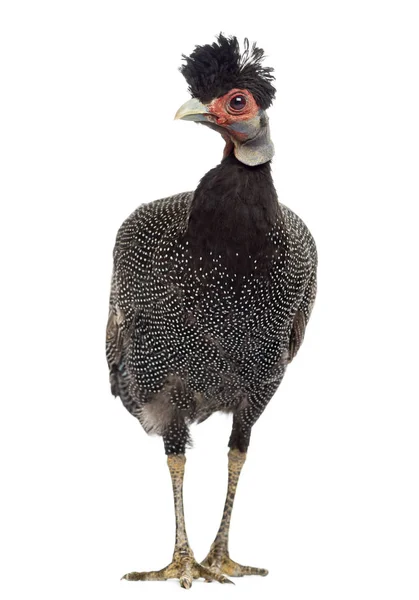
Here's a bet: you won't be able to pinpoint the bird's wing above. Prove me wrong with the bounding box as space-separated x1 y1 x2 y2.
106 300 128 396
106 192 193 401
288 260 317 364
105 200 154 400
288 310 306 363
278 202 317 365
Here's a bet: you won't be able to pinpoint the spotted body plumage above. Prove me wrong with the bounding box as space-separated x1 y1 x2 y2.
107 171 316 454
109 35 317 587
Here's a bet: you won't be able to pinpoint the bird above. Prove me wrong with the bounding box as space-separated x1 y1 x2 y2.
106 34 317 588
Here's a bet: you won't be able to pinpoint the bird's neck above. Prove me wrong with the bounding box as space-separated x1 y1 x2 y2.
231 118 275 167
184 154 280 268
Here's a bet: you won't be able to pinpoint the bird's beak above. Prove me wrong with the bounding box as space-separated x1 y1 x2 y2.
174 98 211 122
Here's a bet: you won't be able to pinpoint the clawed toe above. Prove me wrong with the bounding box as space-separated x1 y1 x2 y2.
121 569 166 581
121 555 233 587
202 548 268 578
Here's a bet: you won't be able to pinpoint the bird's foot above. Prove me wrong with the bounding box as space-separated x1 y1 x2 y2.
202 544 268 578
121 549 233 588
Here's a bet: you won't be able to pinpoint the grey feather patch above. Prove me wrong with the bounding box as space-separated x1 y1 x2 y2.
288 310 306 363
138 375 196 436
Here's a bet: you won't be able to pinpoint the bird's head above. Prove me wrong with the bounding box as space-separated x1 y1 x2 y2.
176 34 276 167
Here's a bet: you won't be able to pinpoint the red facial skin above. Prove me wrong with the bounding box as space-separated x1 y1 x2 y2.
208 88 260 141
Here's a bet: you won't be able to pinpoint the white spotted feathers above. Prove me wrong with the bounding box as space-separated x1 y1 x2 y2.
107 189 317 454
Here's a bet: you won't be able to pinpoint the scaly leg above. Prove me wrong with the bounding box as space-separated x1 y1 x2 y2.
122 454 233 588
201 449 268 578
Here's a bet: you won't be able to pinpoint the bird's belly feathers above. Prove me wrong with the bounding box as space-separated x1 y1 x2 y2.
125 247 305 417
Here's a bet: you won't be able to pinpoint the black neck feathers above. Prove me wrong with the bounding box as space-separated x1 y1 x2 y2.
184 154 280 272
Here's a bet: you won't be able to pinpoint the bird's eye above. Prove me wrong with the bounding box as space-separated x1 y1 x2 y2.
228 94 247 112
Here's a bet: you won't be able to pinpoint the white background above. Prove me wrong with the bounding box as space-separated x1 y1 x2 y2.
1 1 418 599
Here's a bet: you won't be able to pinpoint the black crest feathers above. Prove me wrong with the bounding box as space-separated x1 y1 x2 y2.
180 34 276 110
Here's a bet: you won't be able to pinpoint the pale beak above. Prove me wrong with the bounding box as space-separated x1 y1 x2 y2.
174 98 211 122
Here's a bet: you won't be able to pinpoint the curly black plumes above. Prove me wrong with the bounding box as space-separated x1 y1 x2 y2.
180 34 276 110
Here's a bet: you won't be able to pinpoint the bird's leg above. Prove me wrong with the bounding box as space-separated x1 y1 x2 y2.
122 454 233 588
202 448 269 578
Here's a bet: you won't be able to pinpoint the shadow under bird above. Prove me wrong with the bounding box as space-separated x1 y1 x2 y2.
106 34 317 588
